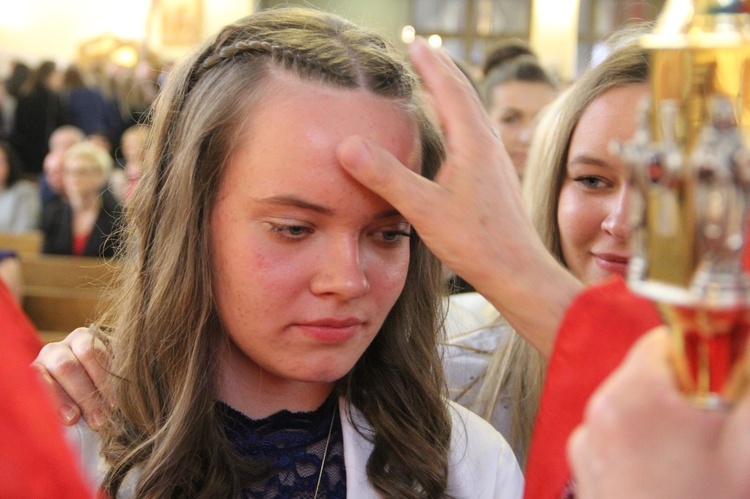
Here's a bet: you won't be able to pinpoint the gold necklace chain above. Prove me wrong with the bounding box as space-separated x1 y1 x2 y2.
313 408 337 499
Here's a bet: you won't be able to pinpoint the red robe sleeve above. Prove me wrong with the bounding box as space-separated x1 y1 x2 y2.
523 276 662 499
0 279 93 498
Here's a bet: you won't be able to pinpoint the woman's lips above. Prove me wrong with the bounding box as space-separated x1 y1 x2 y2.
295 318 364 344
594 253 630 277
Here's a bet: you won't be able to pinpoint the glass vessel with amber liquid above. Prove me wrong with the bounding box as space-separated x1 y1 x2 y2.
622 0 750 407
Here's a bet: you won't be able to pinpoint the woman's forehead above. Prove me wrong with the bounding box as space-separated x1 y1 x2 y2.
234 74 422 172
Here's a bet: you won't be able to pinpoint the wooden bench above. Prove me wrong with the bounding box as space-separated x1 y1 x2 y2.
20 254 119 290
23 286 108 333
0 230 43 255
18 255 120 342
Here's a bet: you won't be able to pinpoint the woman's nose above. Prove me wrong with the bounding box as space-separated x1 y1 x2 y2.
602 186 631 240
518 120 535 145
310 237 370 299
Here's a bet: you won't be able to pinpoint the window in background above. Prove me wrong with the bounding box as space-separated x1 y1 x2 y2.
409 0 664 77
577 0 664 74
410 0 532 67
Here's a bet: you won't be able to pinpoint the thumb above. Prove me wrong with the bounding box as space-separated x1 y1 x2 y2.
337 135 445 225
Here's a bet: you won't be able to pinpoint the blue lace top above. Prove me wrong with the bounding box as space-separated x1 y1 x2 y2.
218 395 347 498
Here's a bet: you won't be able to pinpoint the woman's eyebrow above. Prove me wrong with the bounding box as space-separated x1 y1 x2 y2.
255 195 404 219
256 194 333 214
567 154 609 169
374 209 405 220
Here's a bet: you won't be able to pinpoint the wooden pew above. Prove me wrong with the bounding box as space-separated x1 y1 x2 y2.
20 254 118 290
0 230 43 255
18 255 120 342
23 286 108 335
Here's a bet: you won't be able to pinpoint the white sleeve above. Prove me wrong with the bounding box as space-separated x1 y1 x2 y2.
446 401 524 499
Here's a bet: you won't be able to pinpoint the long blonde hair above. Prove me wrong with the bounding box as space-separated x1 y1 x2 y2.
473 41 650 468
97 7 451 498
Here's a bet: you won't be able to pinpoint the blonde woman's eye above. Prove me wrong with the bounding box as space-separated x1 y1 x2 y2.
575 176 605 189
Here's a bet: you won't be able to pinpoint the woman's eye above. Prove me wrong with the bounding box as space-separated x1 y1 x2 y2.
501 115 519 125
267 223 312 240
575 176 605 189
383 231 406 241
377 227 412 244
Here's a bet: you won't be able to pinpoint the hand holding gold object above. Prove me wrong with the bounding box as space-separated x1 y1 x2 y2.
621 0 750 408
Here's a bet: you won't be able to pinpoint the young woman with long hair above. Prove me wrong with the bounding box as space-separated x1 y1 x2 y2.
36 7 522 498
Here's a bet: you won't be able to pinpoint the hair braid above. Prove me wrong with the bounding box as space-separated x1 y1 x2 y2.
197 40 322 79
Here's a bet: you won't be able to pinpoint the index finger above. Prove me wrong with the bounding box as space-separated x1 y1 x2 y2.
408 38 493 143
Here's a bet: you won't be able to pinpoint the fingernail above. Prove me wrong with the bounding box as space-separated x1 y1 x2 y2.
60 405 79 424
89 410 105 430
409 37 428 55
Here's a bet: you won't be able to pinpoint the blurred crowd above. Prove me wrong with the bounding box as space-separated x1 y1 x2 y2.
0 59 156 256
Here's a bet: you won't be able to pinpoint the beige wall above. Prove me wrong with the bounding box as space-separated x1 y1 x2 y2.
530 0 581 82
1 1 584 82
0 0 410 76
261 0 410 43
0 0 252 74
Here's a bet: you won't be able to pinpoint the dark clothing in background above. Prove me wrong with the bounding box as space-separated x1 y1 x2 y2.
11 88 67 175
63 86 122 141
42 188 122 258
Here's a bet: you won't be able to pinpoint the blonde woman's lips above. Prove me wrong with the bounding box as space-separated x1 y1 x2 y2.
594 253 630 277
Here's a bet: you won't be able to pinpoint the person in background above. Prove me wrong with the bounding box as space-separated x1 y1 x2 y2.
40 125 85 205
32 9 522 498
446 39 559 293
0 81 12 141
11 60 67 176
109 123 148 202
61 65 121 144
0 61 30 141
0 249 23 303
0 139 40 232
42 141 121 258
480 39 558 177
115 60 159 129
87 129 114 158
4 61 31 100
443 41 648 468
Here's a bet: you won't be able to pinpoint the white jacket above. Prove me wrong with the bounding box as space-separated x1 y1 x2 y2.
68 398 523 498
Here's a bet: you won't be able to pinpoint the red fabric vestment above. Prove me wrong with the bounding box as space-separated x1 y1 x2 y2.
524 276 661 498
0 279 93 498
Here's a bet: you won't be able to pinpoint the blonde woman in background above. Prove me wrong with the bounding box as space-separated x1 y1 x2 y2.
41 141 122 257
444 41 650 467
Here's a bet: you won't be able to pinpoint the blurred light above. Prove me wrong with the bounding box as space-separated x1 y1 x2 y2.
401 25 416 44
111 46 139 68
428 34 442 48
1 3 31 28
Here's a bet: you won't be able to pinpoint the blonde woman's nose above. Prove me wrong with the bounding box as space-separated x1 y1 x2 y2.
602 187 631 240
